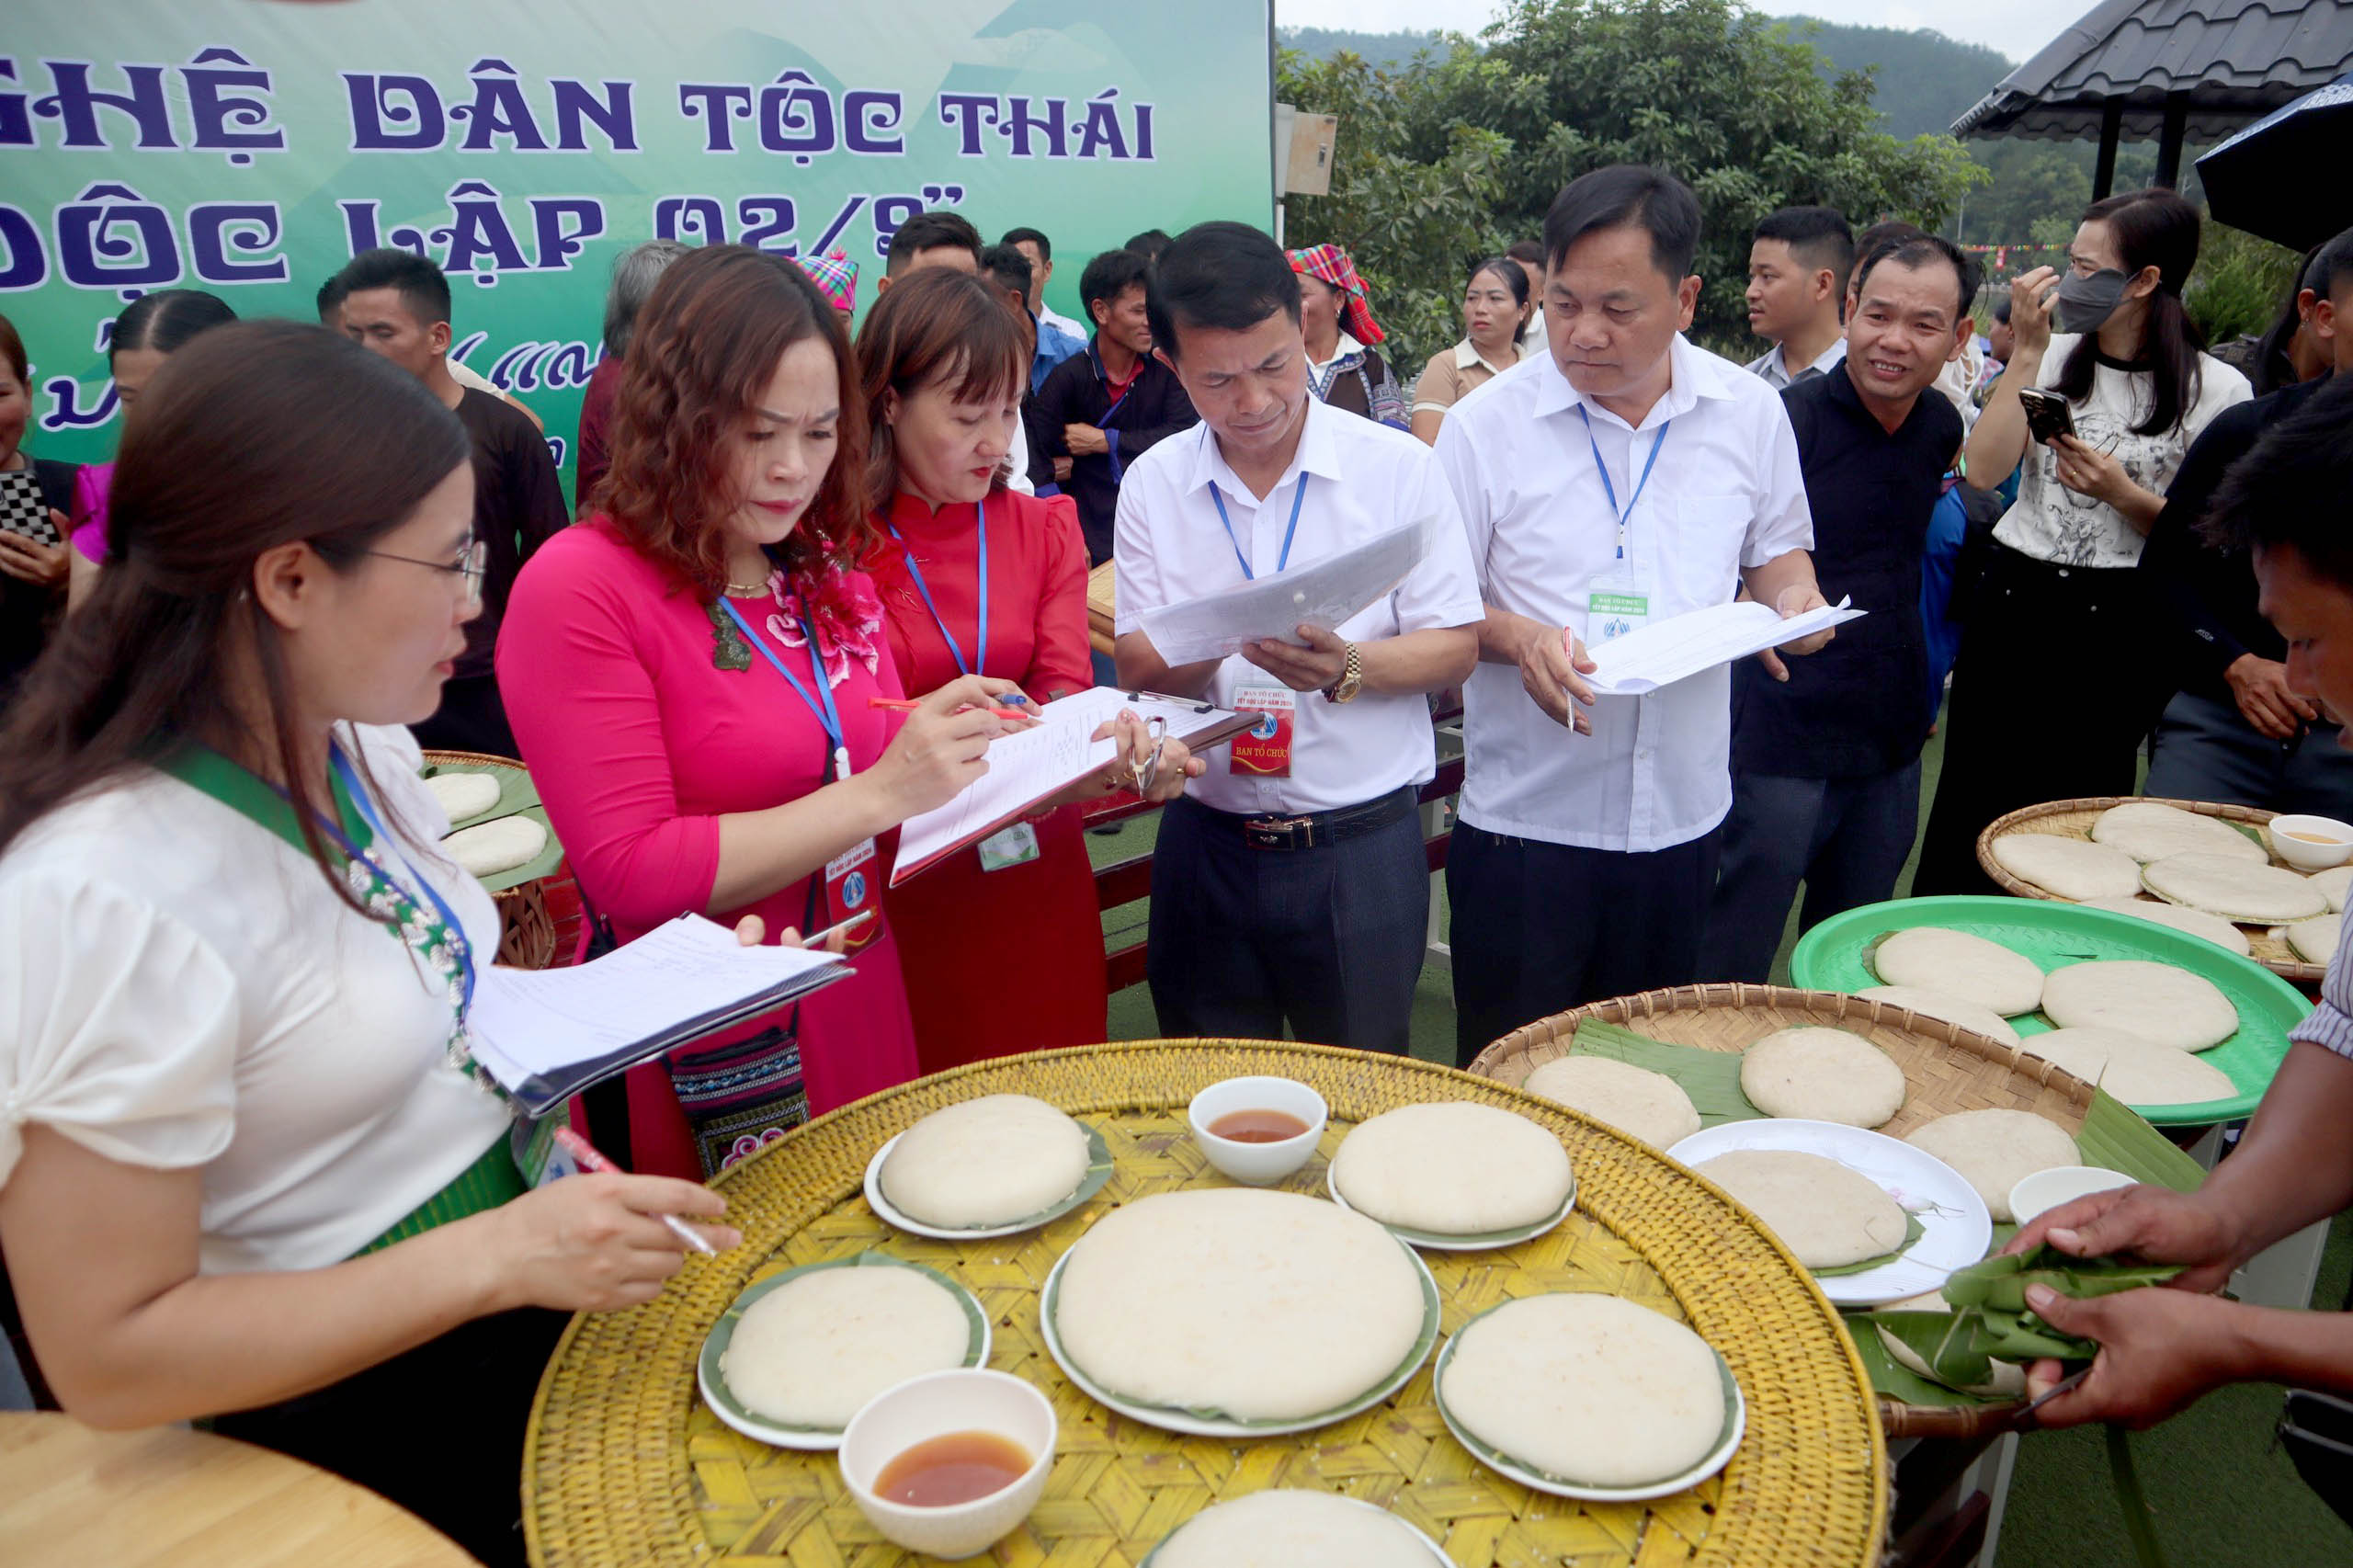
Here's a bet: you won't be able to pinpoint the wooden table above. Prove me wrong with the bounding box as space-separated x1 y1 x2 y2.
0 1413 480 1567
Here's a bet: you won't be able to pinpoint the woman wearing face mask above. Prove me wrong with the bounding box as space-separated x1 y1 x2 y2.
858 269 1200 1073
64 290 237 609
1409 257 1531 446
1915 189 2252 894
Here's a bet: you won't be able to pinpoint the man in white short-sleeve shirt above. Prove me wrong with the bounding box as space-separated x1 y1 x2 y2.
1116 222 1483 1053
1435 165 1829 1064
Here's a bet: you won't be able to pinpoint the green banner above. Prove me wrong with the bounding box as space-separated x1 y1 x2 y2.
1 1 1277 502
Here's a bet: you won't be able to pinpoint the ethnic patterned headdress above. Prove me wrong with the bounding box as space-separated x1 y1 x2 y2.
1286 243 1386 347
795 250 858 313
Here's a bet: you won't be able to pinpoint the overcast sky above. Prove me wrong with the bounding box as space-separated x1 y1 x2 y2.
1275 0 2057 68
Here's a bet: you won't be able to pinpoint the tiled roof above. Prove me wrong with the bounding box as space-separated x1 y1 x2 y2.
1952 0 2353 139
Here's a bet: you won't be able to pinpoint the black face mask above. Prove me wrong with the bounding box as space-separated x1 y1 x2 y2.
2051 267 2132 335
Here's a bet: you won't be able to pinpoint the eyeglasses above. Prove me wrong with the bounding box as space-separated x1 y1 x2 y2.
361 539 487 608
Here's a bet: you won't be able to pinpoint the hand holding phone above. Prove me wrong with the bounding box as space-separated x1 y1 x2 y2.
2017 387 2076 445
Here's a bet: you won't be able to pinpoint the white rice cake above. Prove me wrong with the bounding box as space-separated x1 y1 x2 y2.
2039 960 2239 1051
440 814 547 877
1738 1028 1906 1129
1853 986 2021 1046
2018 1027 2236 1106
1872 927 2046 1016
1694 1148 1909 1268
2307 865 2353 914
1439 1293 1725 1489
721 1264 969 1428
2079 896 2253 955
1521 1056 1701 1149
424 769 501 823
1331 1102 1573 1234
2091 801 2269 865
2290 914 2342 966
1053 1188 1425 1422
1903 1108 2079 1222
879 1094 1091 1227
2143 851 2329 923
1989 834 2144 901
1151 1492 1434 1568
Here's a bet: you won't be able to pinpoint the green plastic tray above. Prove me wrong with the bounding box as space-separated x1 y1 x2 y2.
1790 895 2312 1126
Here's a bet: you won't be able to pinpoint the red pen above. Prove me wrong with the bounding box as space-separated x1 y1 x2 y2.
551 1126 718 1255
867 696 1035 722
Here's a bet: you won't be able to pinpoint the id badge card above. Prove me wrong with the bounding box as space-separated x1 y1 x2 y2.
824 835 882 937
512 1108 579 1188
1586 568 1653 644
1228 684 1296 778
977 822 1041 871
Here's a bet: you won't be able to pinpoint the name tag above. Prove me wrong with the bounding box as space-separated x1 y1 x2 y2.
1228 684 1296 778
1587 568 1653 643
978 822 1042 871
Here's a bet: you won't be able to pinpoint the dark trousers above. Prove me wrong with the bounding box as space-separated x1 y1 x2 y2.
1699 761 1922 984
1147 791 1427 1053
1915 547 2160 895
412 672 520 759
1447 823 1722 1067
2145 691 2353 818
212 1306 565 1568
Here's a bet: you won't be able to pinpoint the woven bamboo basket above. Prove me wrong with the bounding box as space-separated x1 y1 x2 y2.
523 1040 1887 1568
1469 985 2106 1441
1976 795 2321 983
419 747 557 971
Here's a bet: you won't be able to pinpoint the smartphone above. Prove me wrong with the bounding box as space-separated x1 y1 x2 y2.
0 469 61 547
2017 387 2077 445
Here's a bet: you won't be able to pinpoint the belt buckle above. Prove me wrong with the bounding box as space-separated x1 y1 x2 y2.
1245 813 1316 850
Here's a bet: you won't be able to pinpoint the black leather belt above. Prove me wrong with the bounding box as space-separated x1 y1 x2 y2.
1188 786 1418 852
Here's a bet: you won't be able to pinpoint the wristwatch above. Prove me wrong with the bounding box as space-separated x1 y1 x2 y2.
1323 641 1364 704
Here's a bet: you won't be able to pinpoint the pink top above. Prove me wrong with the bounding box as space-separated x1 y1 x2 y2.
69 462 111 562
495 520 920 1149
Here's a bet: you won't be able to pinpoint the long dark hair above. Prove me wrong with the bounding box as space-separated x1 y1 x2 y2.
1469 256 1532 321
855 267 1028 505
2051 189 2206 437
0 321 472 911
110 288 236 363
2250 242 2327 396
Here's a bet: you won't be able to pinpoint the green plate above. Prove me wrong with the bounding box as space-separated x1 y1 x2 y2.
419 761 563 892
696 1252 990 1449
1790 895 2311 1126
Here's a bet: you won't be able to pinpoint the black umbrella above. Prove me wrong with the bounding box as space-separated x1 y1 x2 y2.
2198 70 2353 251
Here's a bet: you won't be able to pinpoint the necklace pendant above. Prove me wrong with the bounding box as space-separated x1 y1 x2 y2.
706 601 752 672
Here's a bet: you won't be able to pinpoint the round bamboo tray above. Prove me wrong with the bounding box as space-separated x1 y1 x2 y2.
1469 985 2104 1441
419 747 557 970
1976 795 2321 983
523 1041 1888 1568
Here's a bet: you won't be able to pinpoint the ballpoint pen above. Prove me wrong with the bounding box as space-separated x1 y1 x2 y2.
551 1126 718 1255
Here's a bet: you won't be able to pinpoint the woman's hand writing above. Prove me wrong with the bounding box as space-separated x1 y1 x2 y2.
478 1171 739 1313
863 674 1032 821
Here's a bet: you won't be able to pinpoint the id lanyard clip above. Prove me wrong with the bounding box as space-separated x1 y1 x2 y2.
1209 473 1310 582
887 500 986 678
1577 405 1669 563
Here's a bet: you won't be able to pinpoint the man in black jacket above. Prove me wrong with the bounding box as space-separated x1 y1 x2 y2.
1027 248 1197 564
2141 224 2353 813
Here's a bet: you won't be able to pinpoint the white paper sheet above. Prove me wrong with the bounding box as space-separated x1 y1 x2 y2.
467 915 844 1081
1581 597 1865 696
891 687 1245 882
1135 514 1430 665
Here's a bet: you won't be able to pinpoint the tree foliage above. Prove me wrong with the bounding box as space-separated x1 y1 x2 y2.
1279 0 1984 367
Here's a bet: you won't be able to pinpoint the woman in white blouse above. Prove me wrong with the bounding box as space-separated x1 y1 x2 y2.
0 321 736 1566
1916 189 2250 893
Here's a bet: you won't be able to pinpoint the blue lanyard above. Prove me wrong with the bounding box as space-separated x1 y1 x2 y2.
329 744 477 1016
1209 473 1310 581
721 597 845 757
885 498 986 678
1577 406 1669 562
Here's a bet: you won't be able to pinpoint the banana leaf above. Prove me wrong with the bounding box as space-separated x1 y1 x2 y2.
1811 1210 1927 1278
1557 1019 1763 1127
1938 1245 2183 1314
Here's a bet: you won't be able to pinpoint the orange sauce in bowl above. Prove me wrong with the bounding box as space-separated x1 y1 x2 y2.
873 1430 1031 1507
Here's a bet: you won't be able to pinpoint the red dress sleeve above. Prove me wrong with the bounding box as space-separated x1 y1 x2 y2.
495 527 722 931
1018 492 1095 699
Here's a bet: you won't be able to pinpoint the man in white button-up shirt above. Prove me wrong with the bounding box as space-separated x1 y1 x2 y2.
1435 165 1829 1064
1115 222 1483 1053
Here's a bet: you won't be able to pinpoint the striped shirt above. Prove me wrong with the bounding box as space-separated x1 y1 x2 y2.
2290 920 2353 1059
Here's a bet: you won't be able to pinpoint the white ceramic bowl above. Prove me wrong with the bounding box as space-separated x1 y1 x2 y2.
1186 1075 1328 1185
837 1369 1056 1560
2007 1165 2137 1225
2269 814 2353 871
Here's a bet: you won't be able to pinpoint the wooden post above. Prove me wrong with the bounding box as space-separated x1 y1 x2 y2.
2154 92 2189 187
2093 100 2123 199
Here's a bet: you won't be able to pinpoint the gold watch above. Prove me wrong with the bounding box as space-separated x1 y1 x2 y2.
1323 641 1364 704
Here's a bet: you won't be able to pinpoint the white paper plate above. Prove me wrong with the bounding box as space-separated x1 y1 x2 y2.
1139 1492 1452 1565
1430 1299 1746 1503
862 1121 1114 1241
1038 1237 1441 1438
696 1254 991 1450
1665 1119 1993 1306
1325 1163 1575 1252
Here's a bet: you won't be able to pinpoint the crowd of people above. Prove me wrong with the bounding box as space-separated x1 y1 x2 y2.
4 156 2353 1559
